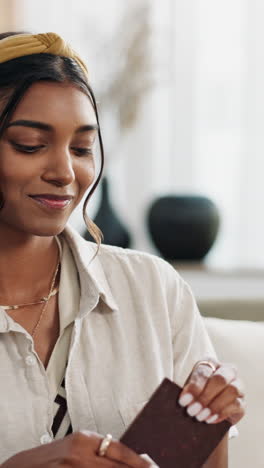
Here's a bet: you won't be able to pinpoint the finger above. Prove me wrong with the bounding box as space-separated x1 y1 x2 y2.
103 440 151 468
90 457 133 468
96 461 138 468
194 378 244 422
92 457 129 467
195 363 238 409
67 430 100 454
205 397 246 425
179 362 237 419
63 430 134 468
71 431 152 467
206 378 244 416
178 361 218 408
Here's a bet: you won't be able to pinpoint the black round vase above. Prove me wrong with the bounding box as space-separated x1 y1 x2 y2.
84 176 131 248
147 195 220 261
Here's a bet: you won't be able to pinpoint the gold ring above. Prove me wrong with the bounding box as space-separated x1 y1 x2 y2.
98 433 113 457
193 360 217 373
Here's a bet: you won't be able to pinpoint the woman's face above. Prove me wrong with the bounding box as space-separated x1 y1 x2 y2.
0 81 98 237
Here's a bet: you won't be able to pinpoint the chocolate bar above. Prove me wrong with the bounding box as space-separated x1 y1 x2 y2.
120 378 230 467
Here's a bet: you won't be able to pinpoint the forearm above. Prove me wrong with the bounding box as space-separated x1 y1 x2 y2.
202 433 228 468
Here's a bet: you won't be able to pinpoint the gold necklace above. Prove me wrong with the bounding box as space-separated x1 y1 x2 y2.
31 257 61 338
0 287 59 311
0 236 62 312
0 237 62 337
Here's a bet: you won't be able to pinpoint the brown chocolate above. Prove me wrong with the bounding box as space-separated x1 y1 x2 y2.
120 378 230 467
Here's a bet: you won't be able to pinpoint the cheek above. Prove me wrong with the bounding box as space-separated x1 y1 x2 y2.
0 165 33 200
75 160 96 197
0 149 31 190
0 152 12 183
0 165 20 194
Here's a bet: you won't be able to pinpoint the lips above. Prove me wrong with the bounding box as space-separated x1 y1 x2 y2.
29 194 73 210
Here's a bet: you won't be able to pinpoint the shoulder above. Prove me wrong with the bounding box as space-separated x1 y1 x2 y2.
98 242 181 283
63 224 188 304
96 244 192 316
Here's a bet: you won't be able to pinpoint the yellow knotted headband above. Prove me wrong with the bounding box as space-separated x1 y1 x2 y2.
0 32 88 77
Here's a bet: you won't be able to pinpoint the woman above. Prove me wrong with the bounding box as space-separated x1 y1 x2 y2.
0 32 244 467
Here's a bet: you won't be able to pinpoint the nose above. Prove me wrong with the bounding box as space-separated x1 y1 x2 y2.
41 147 75 186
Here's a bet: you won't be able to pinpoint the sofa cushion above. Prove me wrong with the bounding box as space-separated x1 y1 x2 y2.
204 317 264 467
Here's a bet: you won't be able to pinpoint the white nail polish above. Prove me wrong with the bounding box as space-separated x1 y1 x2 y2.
196 408 211 422
206 414 219 424
187 402 202 417
140 454 159 466
179 393 193 407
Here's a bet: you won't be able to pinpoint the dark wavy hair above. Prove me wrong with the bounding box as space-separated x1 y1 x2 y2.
0 31 104 246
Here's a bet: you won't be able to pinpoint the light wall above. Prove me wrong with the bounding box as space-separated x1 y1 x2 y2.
0 0 20 32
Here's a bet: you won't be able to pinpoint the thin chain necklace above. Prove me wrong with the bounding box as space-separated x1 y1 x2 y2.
32 256 61 338
0 286 59 310
0 237 62 338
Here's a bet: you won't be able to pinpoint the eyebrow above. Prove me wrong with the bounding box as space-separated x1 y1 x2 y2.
6 119 99 133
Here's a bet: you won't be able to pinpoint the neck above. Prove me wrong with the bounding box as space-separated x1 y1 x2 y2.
0 224 60 304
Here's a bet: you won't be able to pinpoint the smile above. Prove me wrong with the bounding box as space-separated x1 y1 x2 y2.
28 195 73 210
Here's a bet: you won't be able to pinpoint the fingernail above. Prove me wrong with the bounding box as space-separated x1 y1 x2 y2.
187 402 203 417
179 393 193 407
206 414 219 424
140 454 159 466
196 408 211 422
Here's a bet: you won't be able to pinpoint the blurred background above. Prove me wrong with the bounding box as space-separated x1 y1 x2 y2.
1 0 264 271
1 3 264 465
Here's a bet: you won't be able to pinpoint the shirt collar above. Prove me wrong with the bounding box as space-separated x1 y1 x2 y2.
0 308 8 332
61 224 119 316
0 308 26 334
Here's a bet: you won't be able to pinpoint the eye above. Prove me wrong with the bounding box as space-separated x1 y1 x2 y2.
11 142 44 154
71 147 93 157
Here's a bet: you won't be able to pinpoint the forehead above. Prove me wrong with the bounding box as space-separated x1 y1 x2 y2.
10 81 97 128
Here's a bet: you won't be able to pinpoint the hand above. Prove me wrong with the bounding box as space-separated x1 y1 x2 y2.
178 357 245 425
2 431 153 468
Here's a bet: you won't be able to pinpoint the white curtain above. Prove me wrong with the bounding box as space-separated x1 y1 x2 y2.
191 0 263 269
146 0 264 268
15 0 264 268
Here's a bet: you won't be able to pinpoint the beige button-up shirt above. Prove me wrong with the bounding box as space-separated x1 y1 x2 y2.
0 225 217 463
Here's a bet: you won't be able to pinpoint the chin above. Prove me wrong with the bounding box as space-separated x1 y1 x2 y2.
32 225 67 237
0 211 71 237
20 220 68 237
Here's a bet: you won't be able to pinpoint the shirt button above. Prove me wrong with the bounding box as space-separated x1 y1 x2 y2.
25 355 37 366
40 433 53 444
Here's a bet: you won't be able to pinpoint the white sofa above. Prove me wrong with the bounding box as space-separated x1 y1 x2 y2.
205 317 264 468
